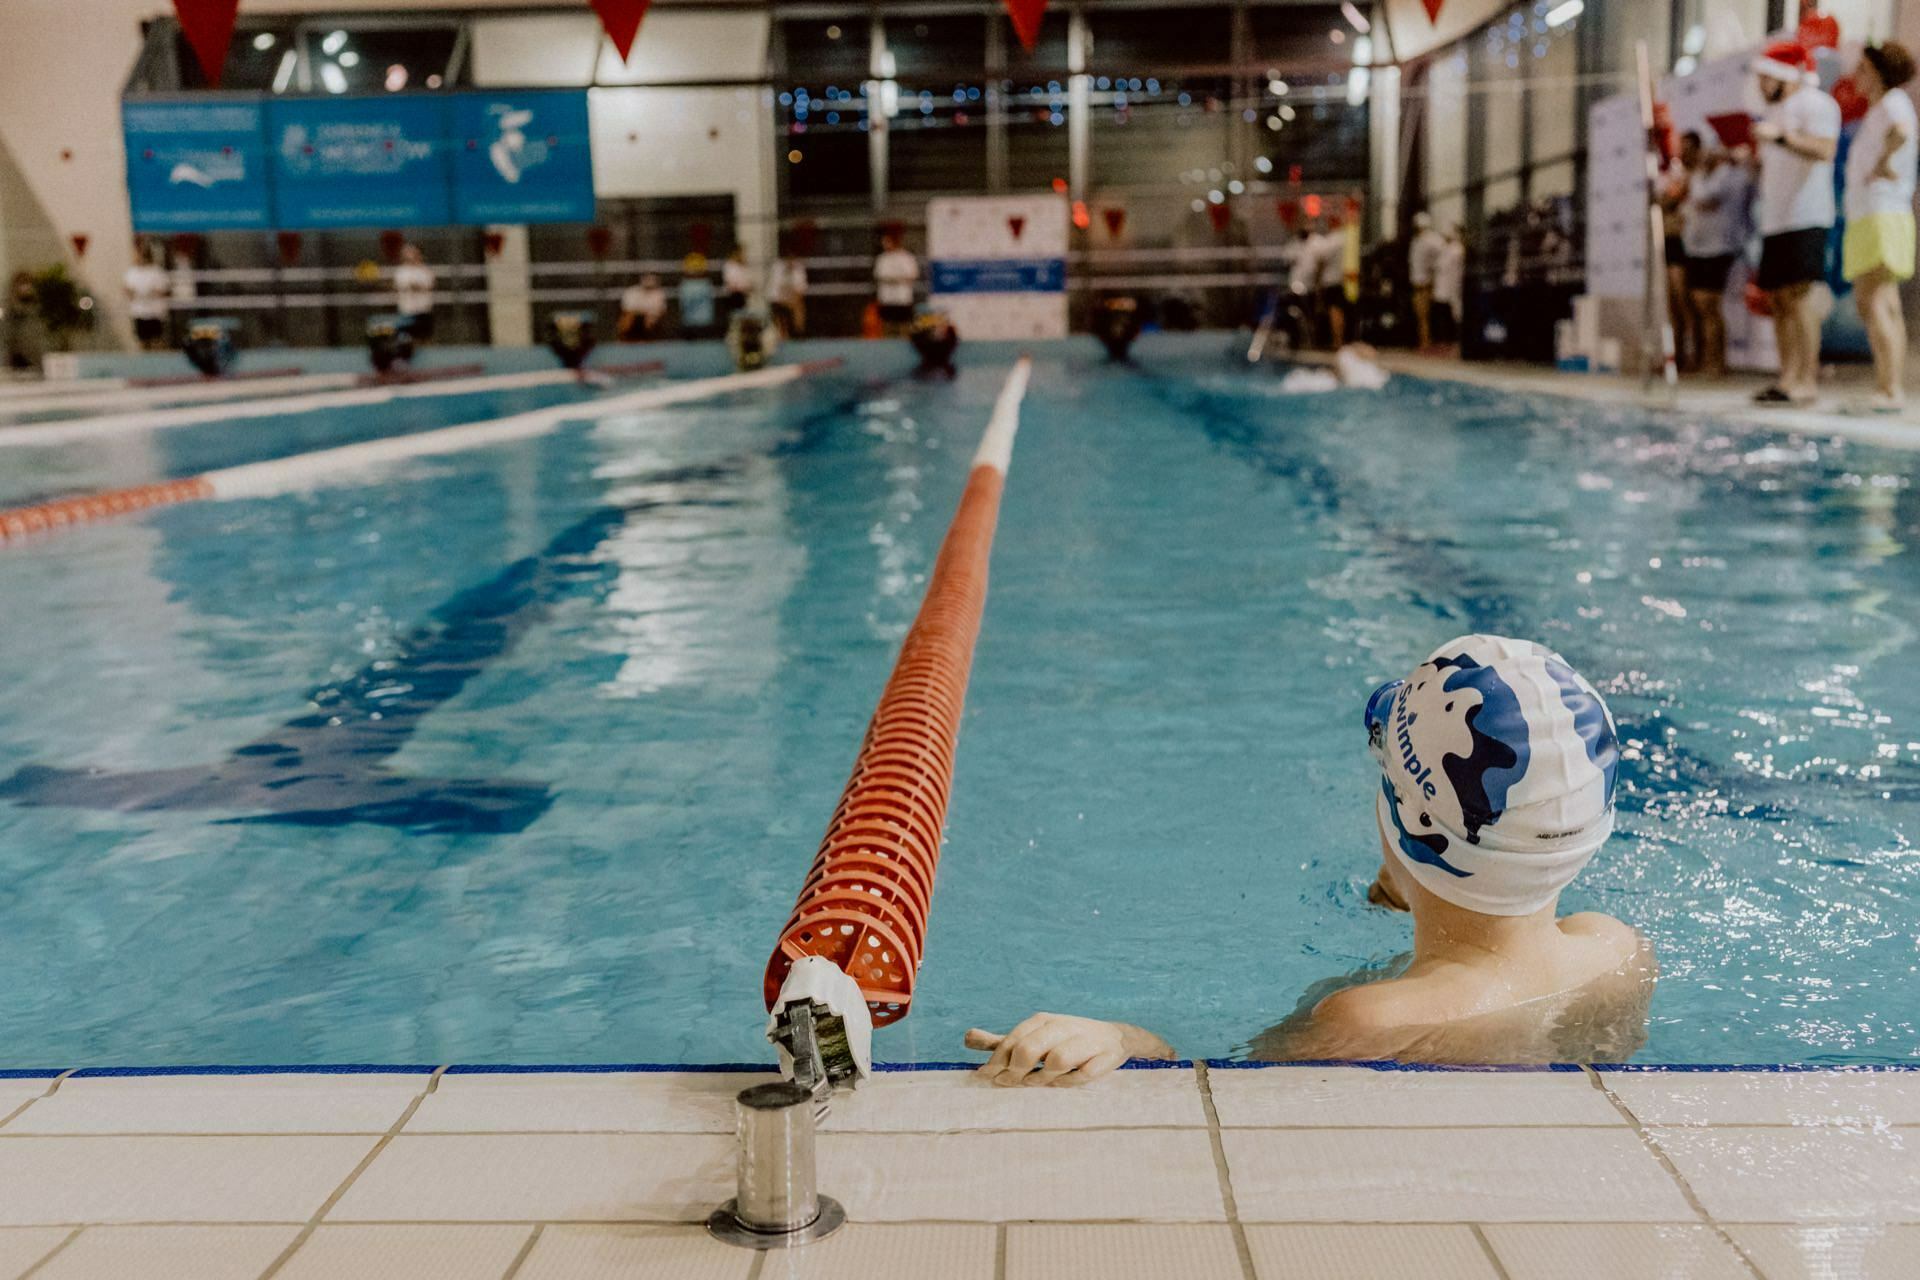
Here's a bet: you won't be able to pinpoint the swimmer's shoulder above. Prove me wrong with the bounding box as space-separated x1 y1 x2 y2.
1558 912 1652 958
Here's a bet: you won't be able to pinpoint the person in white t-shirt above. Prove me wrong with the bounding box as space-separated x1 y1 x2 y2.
1842 42 1918 411
1314 218 1349 349
721 246 754 323
1408 212 1446 349
768 250 809 338
393 244 437 343
1434 224 1466 344
618 274 668 342
874 232 920 334
1749 42 1842 407
123 241 171 350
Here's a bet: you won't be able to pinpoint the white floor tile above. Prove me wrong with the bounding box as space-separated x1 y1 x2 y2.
1605 1070 1920 1127
1209 1068 1620 1128
1223 1128 1692 1222
1007 1224 1240 1280
514 1225 752 1279
1483 1224 1751 1280
328 1133 734 1222
408 1072 772 1135
0 1135 376 1225
1653 1126 1920 1222
830 1068 1207 1132
820 1130 1225 1222
761 1224 996 1280
276 1224 535 1280
31 1226 300 1280
8 1074 425 1135
0 1227 73 1279
0 1083 52 1126
1245 1225 1499 1279
1726 1224 1920 1279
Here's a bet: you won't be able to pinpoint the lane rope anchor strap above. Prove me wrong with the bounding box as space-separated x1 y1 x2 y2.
763 357 1031 1096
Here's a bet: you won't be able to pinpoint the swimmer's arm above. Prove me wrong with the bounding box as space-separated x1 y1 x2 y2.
964 1013 1176 1087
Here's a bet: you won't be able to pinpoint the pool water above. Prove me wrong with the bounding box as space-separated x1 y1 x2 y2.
1 336 1915 1067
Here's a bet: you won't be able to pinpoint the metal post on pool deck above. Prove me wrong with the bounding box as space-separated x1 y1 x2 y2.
707 1082 846 1249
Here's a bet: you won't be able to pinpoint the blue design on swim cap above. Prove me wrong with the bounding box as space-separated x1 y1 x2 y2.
1545 657 1619 809
1431 652 1530 843
1380 777 1471 879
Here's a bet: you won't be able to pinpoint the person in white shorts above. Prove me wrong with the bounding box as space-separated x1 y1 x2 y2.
393 244 438 343
123 242 171 351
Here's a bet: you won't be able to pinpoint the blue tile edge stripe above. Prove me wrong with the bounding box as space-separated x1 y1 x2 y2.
10 1061 1916 1078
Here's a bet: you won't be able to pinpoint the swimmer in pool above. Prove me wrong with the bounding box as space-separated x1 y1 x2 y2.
966 635 1656 1083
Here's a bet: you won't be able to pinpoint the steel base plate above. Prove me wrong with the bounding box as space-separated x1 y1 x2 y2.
706 1196 847 1249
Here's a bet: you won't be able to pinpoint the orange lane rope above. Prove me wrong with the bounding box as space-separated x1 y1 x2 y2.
765 358 1028 1027
0 477 215 543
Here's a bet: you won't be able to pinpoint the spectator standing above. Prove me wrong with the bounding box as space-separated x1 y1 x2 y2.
1408 212 1446 349
1434 224 1467 346
1842 41 1917 412
393 244 438 343
1659 135 1699 370
123 242 171 351
874 231 920 335
1682 139 1753 379
769 249 809 338
1315 218 1348 348
1749 41 1841 406
721 246 754 321
4 272 46 372
618 273 668 341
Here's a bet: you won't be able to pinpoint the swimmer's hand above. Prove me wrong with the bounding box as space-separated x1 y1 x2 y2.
964 1014 1175 1087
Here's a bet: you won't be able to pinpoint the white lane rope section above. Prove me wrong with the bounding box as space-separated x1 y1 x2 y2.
0 378 130 402
204 364 809 501
971 356 1031 476
0 372 356 418
0 367 595 448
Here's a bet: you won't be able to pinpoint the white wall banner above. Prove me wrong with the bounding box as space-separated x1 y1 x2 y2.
927 195 1068 340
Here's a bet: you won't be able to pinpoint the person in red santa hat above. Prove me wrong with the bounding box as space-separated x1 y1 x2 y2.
1748 40 1842 407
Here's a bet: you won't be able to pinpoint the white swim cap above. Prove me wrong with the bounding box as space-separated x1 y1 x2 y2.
1363 635 1620 916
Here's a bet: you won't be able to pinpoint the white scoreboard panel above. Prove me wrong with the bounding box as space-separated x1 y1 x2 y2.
927 194 1069 340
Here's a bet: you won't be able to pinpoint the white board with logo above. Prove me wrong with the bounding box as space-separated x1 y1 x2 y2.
927 195 1069 340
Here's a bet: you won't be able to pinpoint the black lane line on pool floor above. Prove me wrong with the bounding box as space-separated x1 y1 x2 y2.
0 388 875 835
1130 367 1817 826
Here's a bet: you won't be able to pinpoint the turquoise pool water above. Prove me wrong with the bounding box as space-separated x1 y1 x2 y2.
0 337 1915 1067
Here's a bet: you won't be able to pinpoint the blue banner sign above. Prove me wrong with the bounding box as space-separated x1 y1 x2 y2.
267 96 454 228
930 258 1068 294
449 90 596 225
124 99 273 231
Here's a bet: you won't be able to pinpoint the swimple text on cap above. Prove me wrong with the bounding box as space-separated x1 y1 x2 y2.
1392 690 1439 800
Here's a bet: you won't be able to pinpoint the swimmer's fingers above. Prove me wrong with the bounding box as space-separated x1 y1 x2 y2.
992 1023 1076 1087
976 1013 1048 1081
963 1028 1003 1053
1047 1050 1128 1088
1027 1036 1111 1087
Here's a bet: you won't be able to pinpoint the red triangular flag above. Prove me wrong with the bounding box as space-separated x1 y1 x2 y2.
174 0 240 88
1102 207 1126 237
1004 0 1047 53
1421 0 1445 21
592 0 653 62
70 233 90 259
1007 216 1026 241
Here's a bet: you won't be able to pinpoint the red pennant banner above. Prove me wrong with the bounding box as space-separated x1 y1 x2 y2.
378 229 406 264
482 231 505 258
1206 203 1231 234
1276 199 1300 229
1421 0 1445 21
169 233 204 262
1102 207 1126 237
586 225 614 259
690 221 714 256
1004 0 1047 53
1007 216 1026 241
276 231 304 266
174 0 240 88
69 234 89 259
592 0 654 62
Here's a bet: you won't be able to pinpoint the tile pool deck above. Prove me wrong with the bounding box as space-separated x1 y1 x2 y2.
0 1065 1915 1278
